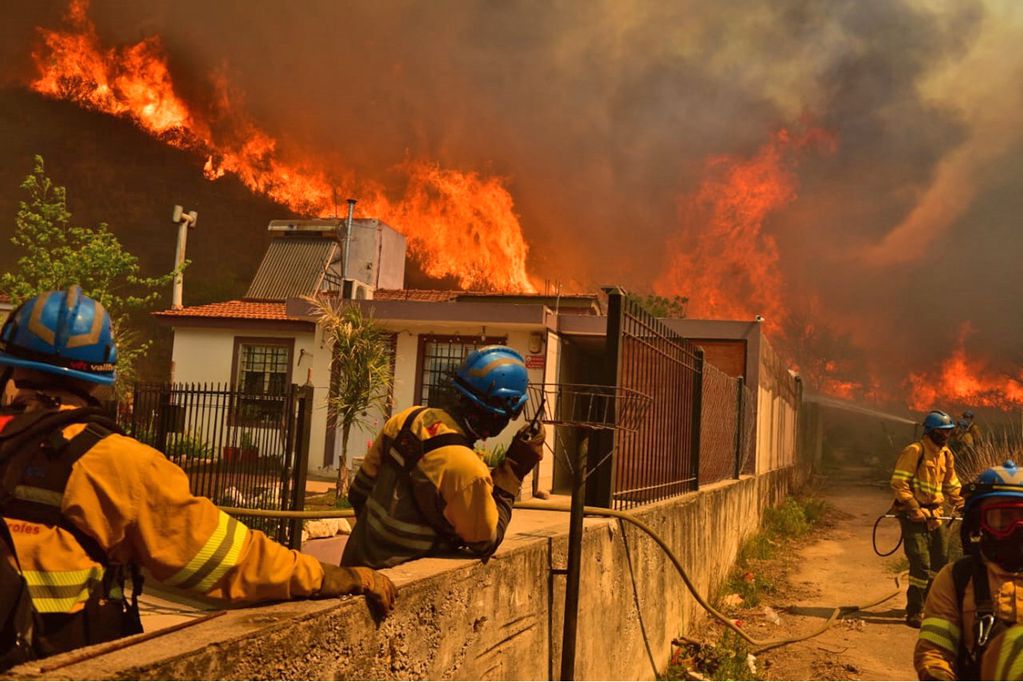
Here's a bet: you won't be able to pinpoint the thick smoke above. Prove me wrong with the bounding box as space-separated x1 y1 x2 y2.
2 0 1021 410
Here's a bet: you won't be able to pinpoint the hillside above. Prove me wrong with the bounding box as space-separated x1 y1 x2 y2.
0 87 447 380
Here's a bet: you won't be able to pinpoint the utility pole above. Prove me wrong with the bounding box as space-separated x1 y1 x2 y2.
171 204 198 310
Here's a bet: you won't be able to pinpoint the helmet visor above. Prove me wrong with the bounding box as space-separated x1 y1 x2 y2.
980 502 1023 539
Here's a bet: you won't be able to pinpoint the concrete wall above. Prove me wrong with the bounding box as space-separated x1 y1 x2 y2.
15 467 803 681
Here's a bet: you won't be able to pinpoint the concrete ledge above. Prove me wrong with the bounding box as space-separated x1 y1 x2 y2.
12 468 801 680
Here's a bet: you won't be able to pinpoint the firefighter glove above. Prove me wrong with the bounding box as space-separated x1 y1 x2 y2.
907 507 928 523
316 563 396 615
505 423 545 480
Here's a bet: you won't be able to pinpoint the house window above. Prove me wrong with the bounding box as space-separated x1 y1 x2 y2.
231 337 294 425
414 335 506 409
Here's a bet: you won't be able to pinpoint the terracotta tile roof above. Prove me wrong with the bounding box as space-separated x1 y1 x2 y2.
153 300 303 322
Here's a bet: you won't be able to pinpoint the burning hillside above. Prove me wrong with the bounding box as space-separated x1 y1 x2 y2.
29 0 534 292
8 0 1023 412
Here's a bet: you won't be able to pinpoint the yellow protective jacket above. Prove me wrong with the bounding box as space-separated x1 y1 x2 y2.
981 625 1023 680
341 406 523 569
3 416 324 618
915 558 1023 679
891 437 963 524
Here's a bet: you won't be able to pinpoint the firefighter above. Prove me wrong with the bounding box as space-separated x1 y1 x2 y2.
341 345 544 569
891 410 964 628
914 461 1023 680
961 410 983 450
0 287 395 667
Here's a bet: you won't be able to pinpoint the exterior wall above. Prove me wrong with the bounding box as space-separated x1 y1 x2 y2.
21 467 803 681
696 339 747 379
755 335 800 474
169 326 328 472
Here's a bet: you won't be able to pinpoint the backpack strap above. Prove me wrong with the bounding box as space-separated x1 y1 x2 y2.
385 407 471 543
953 554 1001 678
971 554 997 650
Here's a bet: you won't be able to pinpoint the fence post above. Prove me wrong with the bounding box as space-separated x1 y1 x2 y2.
734 376 745 479
585 288 623 508
288 384 313 549
155 384 172 454
690 347 704 490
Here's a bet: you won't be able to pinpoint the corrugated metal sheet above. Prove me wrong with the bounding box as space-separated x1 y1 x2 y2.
245 238 337 301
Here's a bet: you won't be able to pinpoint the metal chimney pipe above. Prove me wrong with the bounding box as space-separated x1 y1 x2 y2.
343 199 356 293
171 205 198 309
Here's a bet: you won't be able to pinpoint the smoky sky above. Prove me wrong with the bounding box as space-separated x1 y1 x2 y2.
2 0 1021 405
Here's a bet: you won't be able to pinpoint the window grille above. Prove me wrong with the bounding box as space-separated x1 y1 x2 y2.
415 335 505 408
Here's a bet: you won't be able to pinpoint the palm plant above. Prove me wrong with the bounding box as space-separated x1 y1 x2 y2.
306 296 393 503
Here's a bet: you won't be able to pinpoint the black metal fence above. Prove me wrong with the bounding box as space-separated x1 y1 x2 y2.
595 290 704 510
699 366 757 485
124 382 313 548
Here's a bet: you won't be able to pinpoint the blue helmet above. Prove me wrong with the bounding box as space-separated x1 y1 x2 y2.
0 286 117 386
451 345 528 419
922 410 955 433
963 461 1023 516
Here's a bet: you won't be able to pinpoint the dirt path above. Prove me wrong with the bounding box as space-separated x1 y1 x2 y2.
753 478 917 680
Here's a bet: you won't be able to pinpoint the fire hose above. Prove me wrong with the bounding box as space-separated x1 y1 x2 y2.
219 502 906 655
872 512 961 558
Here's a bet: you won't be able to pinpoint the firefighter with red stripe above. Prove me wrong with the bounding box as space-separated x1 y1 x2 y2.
0 287 395 668
914 461 1023 680
341 345 544 569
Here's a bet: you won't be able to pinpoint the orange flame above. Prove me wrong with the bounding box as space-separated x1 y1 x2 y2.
907 324 1023 411
654 128 834 337
30 0 535 292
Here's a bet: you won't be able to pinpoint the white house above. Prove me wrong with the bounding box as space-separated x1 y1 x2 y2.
154 218 601 497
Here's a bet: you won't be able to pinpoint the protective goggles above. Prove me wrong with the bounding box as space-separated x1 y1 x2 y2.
979 502 1023 539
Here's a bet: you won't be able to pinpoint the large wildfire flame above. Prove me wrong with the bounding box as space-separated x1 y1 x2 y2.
26 1 1023 413
907 324 1023 411
653 127 835 338
30 0 535 292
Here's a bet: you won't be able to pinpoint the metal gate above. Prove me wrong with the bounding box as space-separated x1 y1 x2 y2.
125 382 313 548
590 289 704 510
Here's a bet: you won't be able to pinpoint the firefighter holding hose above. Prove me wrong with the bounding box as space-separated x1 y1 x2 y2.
891 410 964 629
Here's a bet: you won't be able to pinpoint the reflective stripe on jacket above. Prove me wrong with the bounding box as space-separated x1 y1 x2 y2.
981 625 1023 680
5 420 324 610
891 437 963 518
342 406 522 569
915 559 1023 679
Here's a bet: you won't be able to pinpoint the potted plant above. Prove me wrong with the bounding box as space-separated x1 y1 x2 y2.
239 430 259 463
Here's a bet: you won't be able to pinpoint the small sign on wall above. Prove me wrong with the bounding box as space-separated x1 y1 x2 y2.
525 354 545 370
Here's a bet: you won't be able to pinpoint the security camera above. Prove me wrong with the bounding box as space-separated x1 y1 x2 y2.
754 314 765 322
172 205 183 222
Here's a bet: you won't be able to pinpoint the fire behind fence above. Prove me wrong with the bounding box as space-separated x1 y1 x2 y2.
583 289 759 510
124 382 313 548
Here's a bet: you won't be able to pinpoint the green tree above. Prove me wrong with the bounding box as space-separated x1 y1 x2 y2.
0 156 178 393
306 296 394 503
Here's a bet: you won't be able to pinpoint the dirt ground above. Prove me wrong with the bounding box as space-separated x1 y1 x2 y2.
729 474 919 680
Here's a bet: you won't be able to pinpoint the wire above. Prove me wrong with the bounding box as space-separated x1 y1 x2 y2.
219 501 904 654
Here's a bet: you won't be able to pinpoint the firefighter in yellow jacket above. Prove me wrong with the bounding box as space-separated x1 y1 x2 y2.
341 345 544 569
914 461 1023 680
0 287 395 667
892 410 964 628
